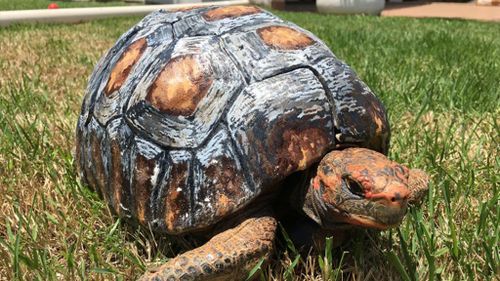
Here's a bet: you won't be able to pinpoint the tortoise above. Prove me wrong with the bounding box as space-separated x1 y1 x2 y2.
75 5 429 281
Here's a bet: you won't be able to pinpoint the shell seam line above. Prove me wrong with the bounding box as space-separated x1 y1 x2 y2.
220 122 256 193
85 26 142 126
187 152 195 227
122 30 177 116
301 64 343 147
149 151 170 230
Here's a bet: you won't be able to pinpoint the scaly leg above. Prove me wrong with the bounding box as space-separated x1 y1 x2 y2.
140 214 277 281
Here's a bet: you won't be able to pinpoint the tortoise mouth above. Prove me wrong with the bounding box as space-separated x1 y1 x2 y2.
321 203 406 230
341 213 398 230
332 198 408 230
316 193 407 230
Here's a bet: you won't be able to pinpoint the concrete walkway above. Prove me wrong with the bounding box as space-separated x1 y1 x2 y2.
382 2 500 22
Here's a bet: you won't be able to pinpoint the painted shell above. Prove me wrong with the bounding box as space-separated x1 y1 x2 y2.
75 6 390 234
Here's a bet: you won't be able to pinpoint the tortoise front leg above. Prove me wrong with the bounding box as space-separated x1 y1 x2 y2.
140 214 277 281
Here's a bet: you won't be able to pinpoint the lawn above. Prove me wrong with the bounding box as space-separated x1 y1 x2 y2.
0 0 128 11
0 7 499 281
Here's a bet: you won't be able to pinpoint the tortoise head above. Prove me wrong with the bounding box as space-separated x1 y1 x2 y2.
302 147 429 230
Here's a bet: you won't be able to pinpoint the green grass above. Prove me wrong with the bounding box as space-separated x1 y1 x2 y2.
0 0 128 11
0 10 499 281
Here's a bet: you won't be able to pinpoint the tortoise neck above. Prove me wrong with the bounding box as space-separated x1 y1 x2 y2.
301 177 325 226
282 166 325 225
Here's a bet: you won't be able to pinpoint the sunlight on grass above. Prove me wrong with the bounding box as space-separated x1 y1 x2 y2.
0 11 498 280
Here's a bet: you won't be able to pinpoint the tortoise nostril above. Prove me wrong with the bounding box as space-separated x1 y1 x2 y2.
364 190 409 206
391 192 409 204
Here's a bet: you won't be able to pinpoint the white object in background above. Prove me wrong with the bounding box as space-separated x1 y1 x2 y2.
146 0 202 3
477 0 500 5
317 0 385 15
0 0 249 27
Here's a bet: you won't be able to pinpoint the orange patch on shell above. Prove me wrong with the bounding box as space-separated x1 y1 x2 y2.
166 190 182 230
202 5 261 21
133 154 155 225
365 99 390 153
164 163 190 231
104 38 147 96
91 133 106 198
216 194 232 216
169 6 197 12
147 55 213 116
110 140 123 215
373 114 385 135
204 157 243 217
282 128 329 171
257 26 314 50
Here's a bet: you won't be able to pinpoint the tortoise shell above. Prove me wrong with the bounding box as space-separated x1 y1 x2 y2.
75 5 390 234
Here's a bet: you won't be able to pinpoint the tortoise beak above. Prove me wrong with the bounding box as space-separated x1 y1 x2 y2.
364 183 410 208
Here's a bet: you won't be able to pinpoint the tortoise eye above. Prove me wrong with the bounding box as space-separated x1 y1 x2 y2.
345 177 364 197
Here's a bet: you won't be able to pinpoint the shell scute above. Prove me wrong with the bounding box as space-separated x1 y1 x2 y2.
79 118 108 199
202 6 262 21
130 138 165 225
146 55 213 116
79 25 140 126
104 38 148 97
162 150 193 233
93 23 174 126
227 68 336 188
220 22 331 83
105 118 134 217
173 6 276 38
125 36 244 148
192 127 253 228
257 25 314 50
312 57 390 153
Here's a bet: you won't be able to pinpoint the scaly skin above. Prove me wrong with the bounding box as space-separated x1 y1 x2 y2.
303 148 429 230
140 214 277 281
407 169 430 206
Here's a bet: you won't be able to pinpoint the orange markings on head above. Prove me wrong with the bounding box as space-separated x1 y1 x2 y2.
147 55 213 116
202 5 261 21
257 26 314 50
316 168 341 193
312 177 321 190
105 38 147 96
